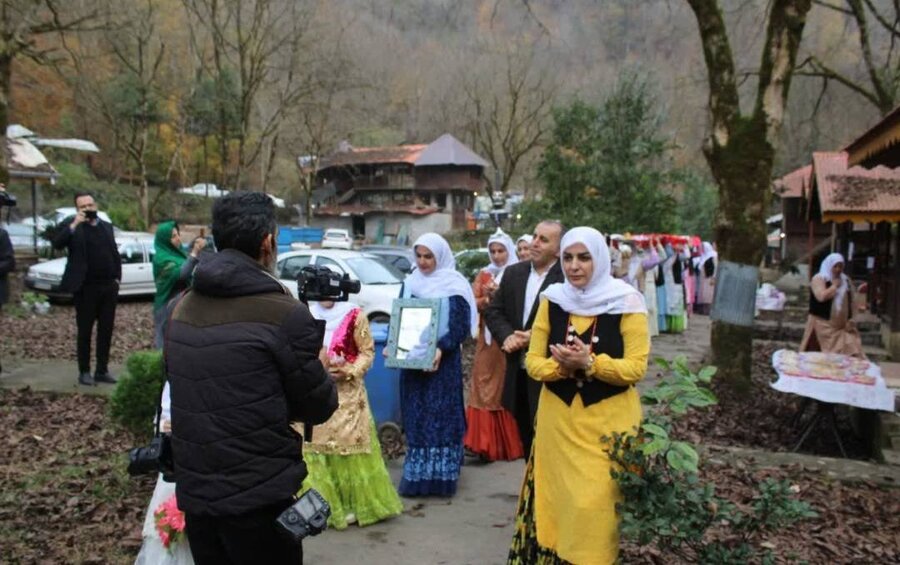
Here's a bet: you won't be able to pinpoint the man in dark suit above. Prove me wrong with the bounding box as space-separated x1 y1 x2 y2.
484 220 564 455
52 192 121 386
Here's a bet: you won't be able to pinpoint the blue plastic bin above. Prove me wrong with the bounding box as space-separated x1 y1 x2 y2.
365 322 402 428
277 226 324 254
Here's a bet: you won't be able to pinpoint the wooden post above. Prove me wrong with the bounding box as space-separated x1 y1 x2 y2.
31 178 37 255
808 219 814 279
893 224 900 332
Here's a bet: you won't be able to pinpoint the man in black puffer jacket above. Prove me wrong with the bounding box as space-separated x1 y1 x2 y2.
166 192 337 565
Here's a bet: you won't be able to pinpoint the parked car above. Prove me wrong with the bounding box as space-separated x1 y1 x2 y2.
361 244 416 275
24 232 156 299
277 249 402 322
22 207 112 230
321 228 353 250
453 247 490 281
1 222 51 251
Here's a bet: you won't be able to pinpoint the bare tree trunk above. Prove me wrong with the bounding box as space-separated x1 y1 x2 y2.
261 132 279 194
687 0 812 390
0 53 11 185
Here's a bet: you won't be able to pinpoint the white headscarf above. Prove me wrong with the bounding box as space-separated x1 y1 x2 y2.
699 242 717 265
541 227 647 316
818 252 850 312
405 233 479 337
308 301 359 350
484 230 518 279
515 234 533 261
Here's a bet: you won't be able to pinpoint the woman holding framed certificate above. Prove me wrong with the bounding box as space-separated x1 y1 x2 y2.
391 233 477 497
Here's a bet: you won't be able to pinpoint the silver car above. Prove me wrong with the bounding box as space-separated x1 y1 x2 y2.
25 232 157 298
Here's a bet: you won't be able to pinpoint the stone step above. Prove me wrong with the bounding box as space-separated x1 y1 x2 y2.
753 332 888 364
862 332 884 347
864 344 891 363
754 319 883 345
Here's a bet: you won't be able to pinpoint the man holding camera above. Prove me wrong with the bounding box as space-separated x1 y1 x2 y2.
52 192 121 386
166 191 338 564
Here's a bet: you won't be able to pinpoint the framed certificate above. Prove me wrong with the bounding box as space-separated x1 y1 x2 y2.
385 298 442 370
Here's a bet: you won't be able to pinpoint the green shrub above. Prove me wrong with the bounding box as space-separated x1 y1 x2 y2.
608 356 817 562
109 350 165 439
454 250 490 282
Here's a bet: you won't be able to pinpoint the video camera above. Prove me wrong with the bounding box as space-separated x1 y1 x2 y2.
296 265 361 304
127 433 175 482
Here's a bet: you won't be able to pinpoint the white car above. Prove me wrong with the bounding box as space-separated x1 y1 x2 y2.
22 207 113 229
1 222 51 251
320 228 353 250
25 232 157 298
277 249 402 322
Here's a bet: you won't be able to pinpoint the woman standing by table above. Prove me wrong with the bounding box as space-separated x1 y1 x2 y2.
800 252 865 358
508 227 649 565
464 231 523 461
398 233 477 497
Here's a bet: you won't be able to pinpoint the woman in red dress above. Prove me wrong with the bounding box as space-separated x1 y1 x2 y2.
464 230 525 461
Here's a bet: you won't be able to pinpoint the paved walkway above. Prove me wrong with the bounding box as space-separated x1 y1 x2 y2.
640 313 711 391
10 314 897 562
0 357 124 395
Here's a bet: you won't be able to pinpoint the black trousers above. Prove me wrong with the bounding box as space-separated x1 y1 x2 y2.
512 368 542 456
73 280 118 374
185 501 302 565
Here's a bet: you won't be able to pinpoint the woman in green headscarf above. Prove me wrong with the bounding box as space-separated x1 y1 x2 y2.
153 221 204 348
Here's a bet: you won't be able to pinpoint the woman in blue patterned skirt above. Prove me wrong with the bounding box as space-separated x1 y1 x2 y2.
397 233 477 497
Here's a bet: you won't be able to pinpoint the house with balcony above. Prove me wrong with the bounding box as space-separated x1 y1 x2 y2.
307 133 488 244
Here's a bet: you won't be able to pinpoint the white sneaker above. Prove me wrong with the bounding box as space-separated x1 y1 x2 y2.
345 513 357 524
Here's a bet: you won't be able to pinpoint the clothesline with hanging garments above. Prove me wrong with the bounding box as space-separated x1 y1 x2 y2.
613 233 704 248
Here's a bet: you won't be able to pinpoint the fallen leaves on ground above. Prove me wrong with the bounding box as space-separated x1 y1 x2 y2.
3 300 155 363
620 463 900 564
671 341 872 460
0 387 154 564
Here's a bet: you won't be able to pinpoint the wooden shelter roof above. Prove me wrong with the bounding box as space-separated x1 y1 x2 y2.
845 105 900 168
810 151 900 223
773 164 812 198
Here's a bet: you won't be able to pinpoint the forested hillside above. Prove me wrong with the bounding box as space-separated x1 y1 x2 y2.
4 0 889 224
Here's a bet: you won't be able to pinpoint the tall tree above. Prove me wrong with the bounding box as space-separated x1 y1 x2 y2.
0 0 98 183
104 0 166 228
461 45 555 193
797 0 900 116
182 0 321 190
520 73 677 233
686 0 813 388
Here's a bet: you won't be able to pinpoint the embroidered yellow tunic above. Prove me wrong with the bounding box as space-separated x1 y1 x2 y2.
292 315 375 455
525 298 649 565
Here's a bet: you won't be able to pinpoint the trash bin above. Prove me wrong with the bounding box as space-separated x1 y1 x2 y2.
365 322 403 453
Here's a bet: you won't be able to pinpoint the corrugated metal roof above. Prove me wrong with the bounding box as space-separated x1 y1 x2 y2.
415 133 489 168
7 124 35 139
6 138 58 179
844 104 900 167
318 144 427 170
33 138 100 153
773 164 811 198
812 151 900 222
315 204 438 217
316 133 489 171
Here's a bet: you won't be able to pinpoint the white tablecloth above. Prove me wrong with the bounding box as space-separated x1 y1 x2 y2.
771 350 896 412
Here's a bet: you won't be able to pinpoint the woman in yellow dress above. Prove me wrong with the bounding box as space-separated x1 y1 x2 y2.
508 226 649 565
